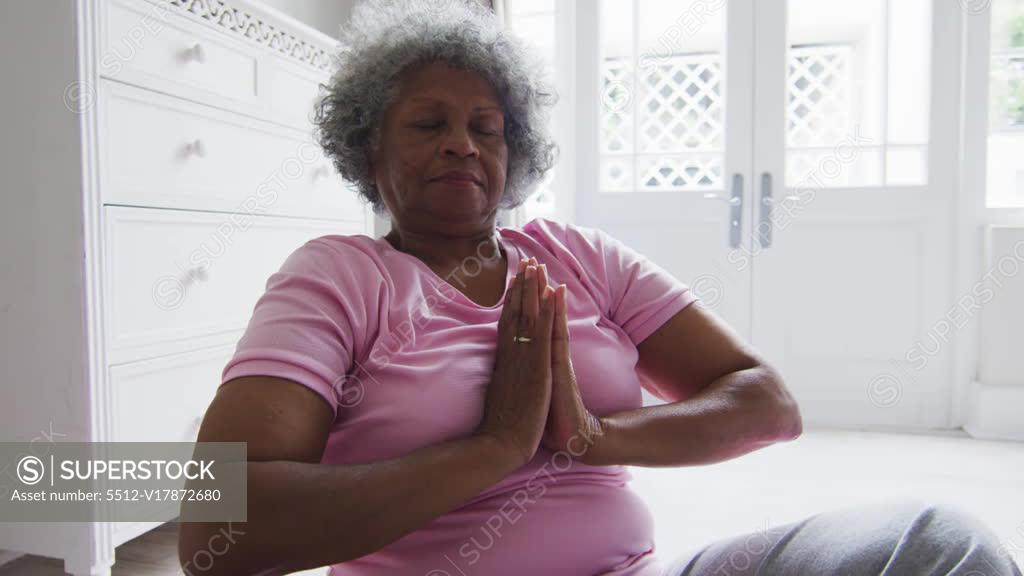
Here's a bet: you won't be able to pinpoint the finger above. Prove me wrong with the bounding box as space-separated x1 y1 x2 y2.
502 267 524 339
519 264 539 335
537 284 556 359
537 262 549 295
551 285 570 368
500 273 518 318
507 265 524 310
554 284 569 343
531 260 545 308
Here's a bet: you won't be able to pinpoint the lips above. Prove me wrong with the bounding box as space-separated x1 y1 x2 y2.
432 171 482 186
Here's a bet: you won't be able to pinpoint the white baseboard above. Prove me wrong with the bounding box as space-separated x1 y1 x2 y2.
963 380 1024 441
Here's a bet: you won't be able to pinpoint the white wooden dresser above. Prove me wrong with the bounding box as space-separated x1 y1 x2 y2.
0 0 367 573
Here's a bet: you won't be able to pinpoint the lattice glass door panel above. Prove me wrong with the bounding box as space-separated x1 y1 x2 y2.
599 0 726 193
786 0 931 188
987 0 1024 208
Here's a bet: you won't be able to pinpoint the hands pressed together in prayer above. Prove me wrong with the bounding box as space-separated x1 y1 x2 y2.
475 256 609 468
530 257 607 464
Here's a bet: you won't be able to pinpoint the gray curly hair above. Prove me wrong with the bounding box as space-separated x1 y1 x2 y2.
313 0 559 217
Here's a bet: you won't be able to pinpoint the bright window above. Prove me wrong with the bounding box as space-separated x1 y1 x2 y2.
987 0 1024 207
787 0 932 187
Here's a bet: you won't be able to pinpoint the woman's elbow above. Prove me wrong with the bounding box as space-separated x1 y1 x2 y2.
754 363 803 443
775 394 803 441
178 521 274 576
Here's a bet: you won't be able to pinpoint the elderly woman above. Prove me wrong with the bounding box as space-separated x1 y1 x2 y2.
178 1 1022 575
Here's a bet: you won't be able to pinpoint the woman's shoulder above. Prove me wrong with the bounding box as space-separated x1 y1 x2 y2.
281 233 388 277
268 233 393 315
513 217 616 262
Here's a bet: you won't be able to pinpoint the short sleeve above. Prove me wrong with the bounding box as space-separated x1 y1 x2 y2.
220 237 378 420
524 218 698 346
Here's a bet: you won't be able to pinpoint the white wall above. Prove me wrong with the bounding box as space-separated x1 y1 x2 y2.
259 0 355 37
261 0 494 37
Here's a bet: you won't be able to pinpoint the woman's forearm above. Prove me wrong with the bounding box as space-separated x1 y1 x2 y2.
588 365 802 467
178 434 521 575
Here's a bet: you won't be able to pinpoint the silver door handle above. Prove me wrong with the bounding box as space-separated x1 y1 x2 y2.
729 174 743 249
759 172 772 248
702 192 741 206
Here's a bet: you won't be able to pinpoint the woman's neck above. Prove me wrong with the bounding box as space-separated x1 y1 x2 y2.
384 226 505 272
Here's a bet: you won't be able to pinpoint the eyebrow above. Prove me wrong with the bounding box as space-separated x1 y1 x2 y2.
407 96 502 112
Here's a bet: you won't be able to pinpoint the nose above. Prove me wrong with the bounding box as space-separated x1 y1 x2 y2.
441 123 480 159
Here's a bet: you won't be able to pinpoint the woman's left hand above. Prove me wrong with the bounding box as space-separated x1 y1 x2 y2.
540 280 608 465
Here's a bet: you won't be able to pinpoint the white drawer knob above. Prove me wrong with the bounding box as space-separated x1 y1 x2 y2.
186 139 206 158
187 42 206 63
313 164 330 180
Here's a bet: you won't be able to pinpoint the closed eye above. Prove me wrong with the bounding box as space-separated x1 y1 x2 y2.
412 122 443 131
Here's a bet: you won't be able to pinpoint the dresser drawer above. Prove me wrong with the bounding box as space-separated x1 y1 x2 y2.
100 81 365 221
101 0 259 109
109 344 235 443
102 206 366 364
263 53 326 129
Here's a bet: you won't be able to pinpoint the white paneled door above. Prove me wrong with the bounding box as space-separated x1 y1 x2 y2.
572 0 960 429
575 0 756 358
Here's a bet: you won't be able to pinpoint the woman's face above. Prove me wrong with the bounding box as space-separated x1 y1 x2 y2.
370 61 509 234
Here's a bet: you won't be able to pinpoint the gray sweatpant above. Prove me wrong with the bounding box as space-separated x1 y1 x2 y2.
662 498 1023 576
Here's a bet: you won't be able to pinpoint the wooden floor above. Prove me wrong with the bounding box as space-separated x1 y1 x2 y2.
0 523 182 575
0 521 329 575
1 428 1021 575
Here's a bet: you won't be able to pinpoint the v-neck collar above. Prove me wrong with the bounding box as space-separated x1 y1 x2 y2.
375 229 520 310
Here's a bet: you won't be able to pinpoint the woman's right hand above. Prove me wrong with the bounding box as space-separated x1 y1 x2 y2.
475 257 555 468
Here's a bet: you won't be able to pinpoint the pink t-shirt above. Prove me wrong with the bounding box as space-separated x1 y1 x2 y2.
221 217 698 576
